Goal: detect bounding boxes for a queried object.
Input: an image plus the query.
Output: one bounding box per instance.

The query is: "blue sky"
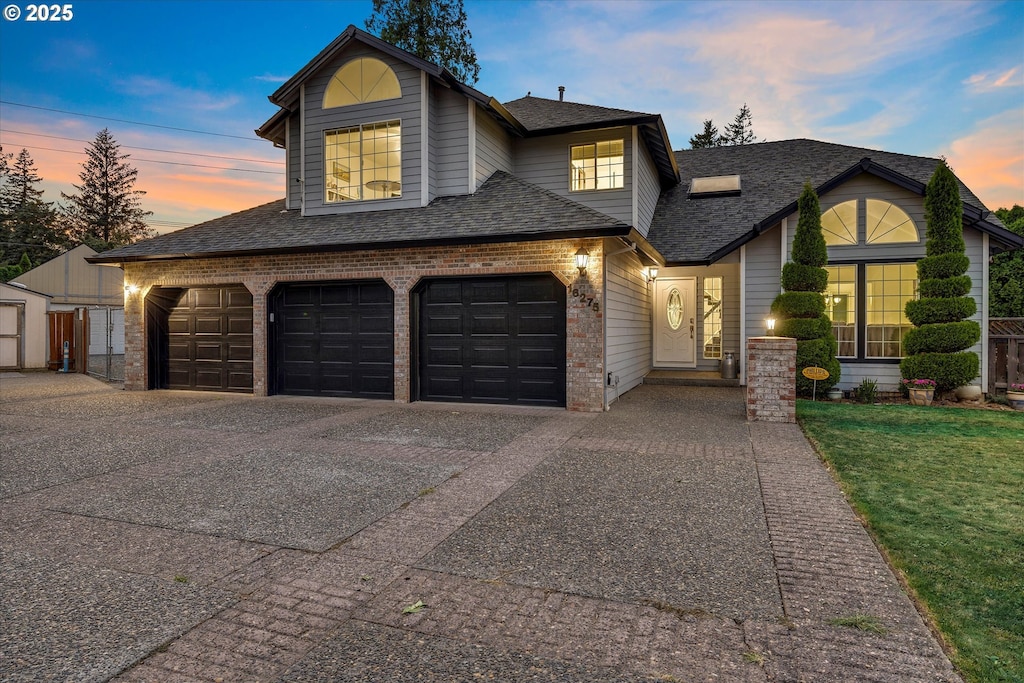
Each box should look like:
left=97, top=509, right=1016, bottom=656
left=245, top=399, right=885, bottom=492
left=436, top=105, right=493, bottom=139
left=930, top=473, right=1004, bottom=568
left=1, top=0, right=1022, bottom=234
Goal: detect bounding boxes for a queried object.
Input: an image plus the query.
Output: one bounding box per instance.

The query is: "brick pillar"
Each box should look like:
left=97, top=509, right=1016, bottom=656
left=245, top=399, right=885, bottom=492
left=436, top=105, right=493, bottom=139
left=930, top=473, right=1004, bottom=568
left=746, top=336, right=796, bottom=423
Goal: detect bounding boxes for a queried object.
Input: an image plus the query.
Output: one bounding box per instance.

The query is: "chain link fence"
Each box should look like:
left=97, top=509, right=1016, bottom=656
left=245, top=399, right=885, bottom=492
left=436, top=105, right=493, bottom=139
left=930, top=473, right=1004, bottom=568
left=85, top=306, right=125, bottom=382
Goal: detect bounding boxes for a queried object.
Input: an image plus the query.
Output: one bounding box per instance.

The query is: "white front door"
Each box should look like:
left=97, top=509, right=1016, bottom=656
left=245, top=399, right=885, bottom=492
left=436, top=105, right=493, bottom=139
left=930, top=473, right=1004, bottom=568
left=654, top=277, right=696, bottom=367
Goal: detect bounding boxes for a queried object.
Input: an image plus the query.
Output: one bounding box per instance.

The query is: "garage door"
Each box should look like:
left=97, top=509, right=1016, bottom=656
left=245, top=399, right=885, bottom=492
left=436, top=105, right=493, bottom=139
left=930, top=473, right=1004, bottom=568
left=270, top=281, right=394, bottom=398
left=146, top=286, right=253, bottom=392
left=417, top=274, right=566, bottom=406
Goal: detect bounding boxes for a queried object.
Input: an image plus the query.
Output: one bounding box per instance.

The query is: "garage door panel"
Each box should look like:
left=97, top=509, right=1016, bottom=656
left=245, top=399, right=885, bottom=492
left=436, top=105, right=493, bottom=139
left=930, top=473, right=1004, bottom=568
left=194, top=317, right=223, bottom=335
left=228, top=317, right=253, bottom=335
left=228, top=344, right=253, bottom=362
left=419, top=275, right=565, bottom=406
left=168, top=317, right=190, bottom=334
left=193, top=289, right=223, bottom=308
left=271, top=281, right=394, bottom=399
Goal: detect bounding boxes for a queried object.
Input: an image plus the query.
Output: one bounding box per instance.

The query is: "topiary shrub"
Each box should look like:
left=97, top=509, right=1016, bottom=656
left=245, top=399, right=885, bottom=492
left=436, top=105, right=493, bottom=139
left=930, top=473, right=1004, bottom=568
left=771, top=182, right=840, bottom=396
left=900, top=159, right=980, bottom=394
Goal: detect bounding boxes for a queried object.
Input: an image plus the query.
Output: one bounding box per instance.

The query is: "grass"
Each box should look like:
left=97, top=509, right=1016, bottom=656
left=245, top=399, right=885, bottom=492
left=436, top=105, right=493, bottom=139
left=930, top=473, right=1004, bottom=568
left=829, top=614, right=888, bottom=635
left=797, top=400, right=1024, bottom=683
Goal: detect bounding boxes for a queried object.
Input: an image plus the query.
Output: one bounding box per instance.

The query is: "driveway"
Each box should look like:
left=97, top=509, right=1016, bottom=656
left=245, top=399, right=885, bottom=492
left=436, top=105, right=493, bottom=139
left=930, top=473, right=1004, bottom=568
left=0, top=373, right=960, bottom=682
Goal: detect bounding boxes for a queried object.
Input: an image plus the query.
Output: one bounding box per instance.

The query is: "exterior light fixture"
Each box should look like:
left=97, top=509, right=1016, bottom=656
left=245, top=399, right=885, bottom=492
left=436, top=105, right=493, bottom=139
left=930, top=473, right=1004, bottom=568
left=124, top=284, right=140, bottom=295
left=765, top=317, right=776, bottom=336
left=646, top=267, right=659, bottom=283
left=575, top=247, right=590, bottom=275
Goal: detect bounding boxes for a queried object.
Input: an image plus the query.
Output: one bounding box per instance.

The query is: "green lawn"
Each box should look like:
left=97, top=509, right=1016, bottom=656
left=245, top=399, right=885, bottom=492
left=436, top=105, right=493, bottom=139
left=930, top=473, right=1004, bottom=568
left=797, top=401, right=1024, bottom=683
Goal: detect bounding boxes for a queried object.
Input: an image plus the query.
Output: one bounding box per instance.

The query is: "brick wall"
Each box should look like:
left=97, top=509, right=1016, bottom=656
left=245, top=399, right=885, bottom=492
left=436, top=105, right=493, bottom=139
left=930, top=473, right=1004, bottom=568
left=121, top=238, right=606, bottom=411
left=746, top=336, right=796, bottom=423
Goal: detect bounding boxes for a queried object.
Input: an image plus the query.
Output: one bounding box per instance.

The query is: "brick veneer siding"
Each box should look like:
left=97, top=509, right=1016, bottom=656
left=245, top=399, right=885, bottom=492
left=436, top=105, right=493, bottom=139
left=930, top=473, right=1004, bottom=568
left=121, top=238, right=606, bottom=411
left=746, top=336, right=797, bottom=423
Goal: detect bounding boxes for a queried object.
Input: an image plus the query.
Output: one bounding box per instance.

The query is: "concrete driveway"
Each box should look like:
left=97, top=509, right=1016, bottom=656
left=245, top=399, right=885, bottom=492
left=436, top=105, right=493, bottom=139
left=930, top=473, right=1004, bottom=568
left=0, top=373, right=960, bottom=682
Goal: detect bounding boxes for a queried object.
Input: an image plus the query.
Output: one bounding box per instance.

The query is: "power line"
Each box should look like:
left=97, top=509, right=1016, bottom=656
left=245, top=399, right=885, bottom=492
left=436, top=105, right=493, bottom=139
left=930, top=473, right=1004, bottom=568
left=0, top=100, right=265, bottom=142
left=7, top=143, right=283, bottom=175
left=2, top=129, right=283, bottom=165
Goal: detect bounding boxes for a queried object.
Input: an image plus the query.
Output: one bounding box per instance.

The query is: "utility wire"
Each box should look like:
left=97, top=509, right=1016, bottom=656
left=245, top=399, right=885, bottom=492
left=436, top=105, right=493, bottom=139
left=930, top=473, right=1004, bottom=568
left=1, top=129, right=283, bottom=165
left=0, top=100, right=265, bottom=142
left=7, top=143, right=283, bottom=175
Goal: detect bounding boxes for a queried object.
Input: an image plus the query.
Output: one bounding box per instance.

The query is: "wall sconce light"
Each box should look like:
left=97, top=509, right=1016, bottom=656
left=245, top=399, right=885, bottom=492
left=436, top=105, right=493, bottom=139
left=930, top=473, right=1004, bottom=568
left=765, top=317, right=776, bottom=336
left=645, top=267, right=659, bottom=283
left=575, top=247, right=590, bottom=275
left=124, top=283, right=140, bottom=295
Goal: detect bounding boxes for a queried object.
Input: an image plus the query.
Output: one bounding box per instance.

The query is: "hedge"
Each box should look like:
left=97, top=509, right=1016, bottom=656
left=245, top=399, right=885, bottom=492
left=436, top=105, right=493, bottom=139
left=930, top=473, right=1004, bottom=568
left=918, top=275, right=972, bottom=299
left=795, top=337, right=841, bottom=396
left=903, top=321, right=981, bottom=355
left=778, top=314, right=832, bottom=340
left=905, top=297, right=977, bottom=326
left=781, top=262, right=829, bottom=292
left=899, top=351, right=979, bottom=394
left=917, top=253, right=970, bottom=281
left=771, top=291, right=825, bottom=318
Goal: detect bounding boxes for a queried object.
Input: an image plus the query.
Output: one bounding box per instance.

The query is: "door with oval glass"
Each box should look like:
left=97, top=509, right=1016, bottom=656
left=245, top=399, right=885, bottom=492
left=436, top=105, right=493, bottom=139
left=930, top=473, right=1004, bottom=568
left=654, top=277, right=696, bottom=366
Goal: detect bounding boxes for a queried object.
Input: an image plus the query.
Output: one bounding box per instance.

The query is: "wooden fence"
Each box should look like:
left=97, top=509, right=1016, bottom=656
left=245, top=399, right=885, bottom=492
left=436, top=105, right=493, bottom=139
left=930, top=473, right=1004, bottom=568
left=989, top=318, right=1023, bottom=395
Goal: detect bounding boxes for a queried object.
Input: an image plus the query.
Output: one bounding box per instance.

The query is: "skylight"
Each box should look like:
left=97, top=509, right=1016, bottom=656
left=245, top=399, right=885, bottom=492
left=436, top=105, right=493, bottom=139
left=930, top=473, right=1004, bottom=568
left=689, top=174, right=741, bottom=198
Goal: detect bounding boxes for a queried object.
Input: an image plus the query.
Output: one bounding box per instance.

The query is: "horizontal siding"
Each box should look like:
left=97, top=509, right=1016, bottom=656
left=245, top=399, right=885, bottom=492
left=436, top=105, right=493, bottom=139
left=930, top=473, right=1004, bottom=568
left=287, top=113, right=301, bottom=208
left=744, top=226, right=783, bottom=346
left=513, top=127, right=633, bottom=224
left=434, top=86, right=469, bottom=197
left=605, top=247, right=650, bottom=405
left=301, top=43, right=423, bottom=215
left=634, top=139, right=660, bottom=235
left=656, top=263, right=741, bottom=372
left=475, top=108, right=513, bottom=188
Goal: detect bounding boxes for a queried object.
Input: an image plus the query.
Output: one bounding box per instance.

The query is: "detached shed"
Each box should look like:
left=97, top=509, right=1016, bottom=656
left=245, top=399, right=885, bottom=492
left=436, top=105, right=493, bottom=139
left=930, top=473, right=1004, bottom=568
left=0, top=282, right=50, bottom=370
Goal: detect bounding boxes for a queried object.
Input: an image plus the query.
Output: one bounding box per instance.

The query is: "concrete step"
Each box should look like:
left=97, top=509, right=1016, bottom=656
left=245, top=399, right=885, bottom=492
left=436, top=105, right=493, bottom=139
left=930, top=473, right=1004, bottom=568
left=643, top=369, right=741, bottom=387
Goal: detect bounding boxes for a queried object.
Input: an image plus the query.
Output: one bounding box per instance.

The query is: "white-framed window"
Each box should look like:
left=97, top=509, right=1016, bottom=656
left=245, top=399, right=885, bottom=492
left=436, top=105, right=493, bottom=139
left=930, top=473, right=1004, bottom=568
left=324, top=120, right=402, bottom=203
left=822, top=200, right=857, bottom=246
left=323, top=57, right=401, bottom=109
left=570, top=140, right=624, bottom=191
left=820, top=198, right=919, bottom=246
left=702, top=276, right=723, bottom=359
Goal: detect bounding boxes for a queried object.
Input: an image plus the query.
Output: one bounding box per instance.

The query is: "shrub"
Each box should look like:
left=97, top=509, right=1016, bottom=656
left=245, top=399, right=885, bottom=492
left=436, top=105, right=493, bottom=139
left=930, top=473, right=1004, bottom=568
left=917, top=253, right=970, bottom=281
left=903, top=321, right=981, bottom=355
left=918, top=275, right=972, bottom=299
left=900, top=351, right=979, bottom=394
left=795, top=337, right=841, bottom=395
left=772, top=291, right=825, bottom=318
left=855, top=378, right=878, bottom=403
left=905, top=297, right=977, bottom=326
left=778, top=315, right=831, bottom=340
left=781, top=262, right=829, bottom=292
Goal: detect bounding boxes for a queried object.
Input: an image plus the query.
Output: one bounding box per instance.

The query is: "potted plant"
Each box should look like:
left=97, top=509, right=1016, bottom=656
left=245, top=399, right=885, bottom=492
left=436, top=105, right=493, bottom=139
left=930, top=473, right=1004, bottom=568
left=903, top=378, right=937, bottom=406
left=1008, top=383, right=1024, bottom=411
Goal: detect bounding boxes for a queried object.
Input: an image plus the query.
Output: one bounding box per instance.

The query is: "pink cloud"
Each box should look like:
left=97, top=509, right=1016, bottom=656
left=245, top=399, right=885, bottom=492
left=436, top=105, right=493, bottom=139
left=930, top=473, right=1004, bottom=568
left=946, top=110, right=1024, bottom=211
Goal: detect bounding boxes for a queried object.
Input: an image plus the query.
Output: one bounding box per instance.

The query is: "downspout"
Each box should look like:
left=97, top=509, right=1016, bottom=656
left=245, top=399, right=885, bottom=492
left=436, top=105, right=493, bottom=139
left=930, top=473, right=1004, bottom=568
left=740, top=244, right=747, bottom=386
left=982, top=233, right=989, bottom=393
left=299, top=84, right=306, bottom=216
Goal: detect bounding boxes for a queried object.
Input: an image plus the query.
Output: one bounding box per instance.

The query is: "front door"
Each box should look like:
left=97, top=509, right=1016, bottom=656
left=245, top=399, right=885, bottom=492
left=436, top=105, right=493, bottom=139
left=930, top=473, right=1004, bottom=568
left=654, top=277, right=696, bottom=367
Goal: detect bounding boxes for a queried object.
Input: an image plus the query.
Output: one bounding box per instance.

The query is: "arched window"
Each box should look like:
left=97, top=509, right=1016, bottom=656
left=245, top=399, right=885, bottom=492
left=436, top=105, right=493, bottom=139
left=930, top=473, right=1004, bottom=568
left=323, top=57, right=401, bottom=109
left=821, top=200, right=857, bottom=246
left=866, top=199, right=919, bottom=244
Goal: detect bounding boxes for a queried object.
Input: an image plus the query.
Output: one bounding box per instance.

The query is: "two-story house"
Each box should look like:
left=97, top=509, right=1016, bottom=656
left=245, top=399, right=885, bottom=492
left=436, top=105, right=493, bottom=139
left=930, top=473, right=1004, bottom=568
left=92, top=26, right=1022, bottom=411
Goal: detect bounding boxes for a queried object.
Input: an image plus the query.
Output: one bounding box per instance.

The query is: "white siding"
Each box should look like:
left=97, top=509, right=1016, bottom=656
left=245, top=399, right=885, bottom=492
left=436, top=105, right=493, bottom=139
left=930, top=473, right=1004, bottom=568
left=655, top=262, right=742, bottom=372
left=300, top=44, right=423, bottom=215
left=634, top=138, right=660, bottom=235
left=513, top=127, right=633, bottom=224
left=434, top=86, right=469, bottom=197
left=604, top=245, right=650, bottom=405
left=475, top=107, right=513, bottom=188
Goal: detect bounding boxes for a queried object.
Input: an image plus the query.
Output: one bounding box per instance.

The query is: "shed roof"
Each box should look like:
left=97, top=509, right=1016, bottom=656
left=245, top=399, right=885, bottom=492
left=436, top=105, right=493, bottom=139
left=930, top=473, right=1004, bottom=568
left=647, top=139, right=1021, bottom=265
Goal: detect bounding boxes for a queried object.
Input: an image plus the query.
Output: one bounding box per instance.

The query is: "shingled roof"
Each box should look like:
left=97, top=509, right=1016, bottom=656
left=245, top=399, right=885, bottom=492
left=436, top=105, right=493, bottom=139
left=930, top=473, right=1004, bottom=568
left=647, top=138, right=1019, bottom=266
left=90, top=172, right=630, bottom=264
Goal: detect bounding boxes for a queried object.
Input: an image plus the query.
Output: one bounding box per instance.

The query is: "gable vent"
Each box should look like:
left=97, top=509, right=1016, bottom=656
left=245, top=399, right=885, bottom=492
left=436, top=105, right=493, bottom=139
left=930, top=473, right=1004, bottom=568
left=689, top=174, right=741, bottom=198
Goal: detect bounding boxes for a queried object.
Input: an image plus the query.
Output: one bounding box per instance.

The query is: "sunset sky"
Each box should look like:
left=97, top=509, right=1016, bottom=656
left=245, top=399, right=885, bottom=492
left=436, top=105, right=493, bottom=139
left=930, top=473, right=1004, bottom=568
left=1, top=0, right=1022, bottom=235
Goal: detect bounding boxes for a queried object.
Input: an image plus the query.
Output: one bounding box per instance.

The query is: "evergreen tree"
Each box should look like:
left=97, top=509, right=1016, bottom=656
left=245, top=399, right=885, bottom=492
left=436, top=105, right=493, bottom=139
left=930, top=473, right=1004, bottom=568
left=366, top=0, right=480, bottom=84
left=0, top=148, right=62, bottom=266
left=689, top=119, right=721, bottom=149
left=61, top=129, right=153, bottom=250
left=770, top=182, right=840, bottom=396
left=990, top=205, right=1024, bottom=317
left=900, top=159, right=980, bottom=394
left=721, top=103, right=760, bottom=145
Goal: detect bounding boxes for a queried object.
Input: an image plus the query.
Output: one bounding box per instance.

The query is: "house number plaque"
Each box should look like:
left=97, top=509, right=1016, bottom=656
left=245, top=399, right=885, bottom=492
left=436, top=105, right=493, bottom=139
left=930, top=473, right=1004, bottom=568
left=568, top=286, right=600, bottom=313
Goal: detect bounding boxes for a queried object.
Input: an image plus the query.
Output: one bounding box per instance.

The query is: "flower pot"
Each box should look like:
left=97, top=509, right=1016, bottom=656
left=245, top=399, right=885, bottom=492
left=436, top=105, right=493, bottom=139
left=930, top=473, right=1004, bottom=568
left=908, top=388, right=934, bottom=406
left=1008, top=391, right=1024, bottom=411
left=827, top=388, right=843, bottom=401
left=954, top=385, right=983, bottom=403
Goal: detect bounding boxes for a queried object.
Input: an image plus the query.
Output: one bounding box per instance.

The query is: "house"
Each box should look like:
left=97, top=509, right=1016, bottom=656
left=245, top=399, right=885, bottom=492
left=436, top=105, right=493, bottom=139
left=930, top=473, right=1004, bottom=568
left=0, top=281, right=49, bottom=370
left=12, top=244, right=126, bottom=355
left=89, top=26, right=1023, bottom=411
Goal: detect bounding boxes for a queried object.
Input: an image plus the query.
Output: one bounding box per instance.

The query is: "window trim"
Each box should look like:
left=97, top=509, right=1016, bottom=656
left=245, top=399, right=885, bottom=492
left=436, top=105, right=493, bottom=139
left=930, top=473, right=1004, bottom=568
left=568, top=139, right=625, bottom=193
left=323, top=119, right=402, bottom=204
left=323, top=57, right=402, bottom=109
left=827, top=259, right=919, bottom=363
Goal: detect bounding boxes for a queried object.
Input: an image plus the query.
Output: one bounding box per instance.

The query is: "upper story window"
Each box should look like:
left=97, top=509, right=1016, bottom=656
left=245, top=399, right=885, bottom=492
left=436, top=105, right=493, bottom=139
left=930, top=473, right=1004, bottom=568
left=325, top=120, right=401, bottom=203
left=323, top=57, right=401, bottom=109
left=570, top=140, right=624, bottom=191
left=821, top=200, right=857, bottom=246
left=866, top=199, right=918, bottom=244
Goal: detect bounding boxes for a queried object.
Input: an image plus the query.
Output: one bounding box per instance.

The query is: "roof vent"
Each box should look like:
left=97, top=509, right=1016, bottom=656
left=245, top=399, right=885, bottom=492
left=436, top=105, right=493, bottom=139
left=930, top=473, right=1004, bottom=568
left=558, top=85, right=565, bottom=101
left=689, top=174, right=741, bottom=198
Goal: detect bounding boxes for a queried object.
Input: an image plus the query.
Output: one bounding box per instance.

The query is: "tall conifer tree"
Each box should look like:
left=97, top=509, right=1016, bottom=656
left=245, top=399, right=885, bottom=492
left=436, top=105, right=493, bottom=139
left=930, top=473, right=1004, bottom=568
left=0, top=148, right=61, bottom=266
left=366, top=0, right=480, bottom=84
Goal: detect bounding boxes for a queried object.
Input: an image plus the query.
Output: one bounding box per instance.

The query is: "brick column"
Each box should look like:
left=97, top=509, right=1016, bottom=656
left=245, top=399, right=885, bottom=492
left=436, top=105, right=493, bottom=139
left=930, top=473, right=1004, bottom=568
left=746, top=336, right=796, bottom=423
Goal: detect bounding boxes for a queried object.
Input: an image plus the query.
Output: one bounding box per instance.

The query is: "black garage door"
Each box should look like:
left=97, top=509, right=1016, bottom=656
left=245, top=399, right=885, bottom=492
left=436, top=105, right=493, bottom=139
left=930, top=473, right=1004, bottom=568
left=417, top=274, right=566, bottom=406
left=270, top=281, right=394, bottom=398
left=146, top=286, right=254, bottom=392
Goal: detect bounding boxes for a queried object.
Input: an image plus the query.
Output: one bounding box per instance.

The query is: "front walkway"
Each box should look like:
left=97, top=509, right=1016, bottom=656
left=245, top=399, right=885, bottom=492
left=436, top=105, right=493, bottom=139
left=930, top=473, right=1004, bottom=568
left=0, top=373, right=960, bottom=681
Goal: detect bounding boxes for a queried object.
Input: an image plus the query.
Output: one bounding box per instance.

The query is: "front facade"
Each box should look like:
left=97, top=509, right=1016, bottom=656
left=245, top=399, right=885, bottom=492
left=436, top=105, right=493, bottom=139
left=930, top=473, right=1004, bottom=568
left=93, top=27, right=1023, bottom=410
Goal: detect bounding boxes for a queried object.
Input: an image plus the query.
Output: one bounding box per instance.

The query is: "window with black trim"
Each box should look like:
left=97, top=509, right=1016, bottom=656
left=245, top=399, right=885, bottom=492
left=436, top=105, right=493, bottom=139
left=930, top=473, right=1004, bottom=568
left=825, top=262, right=918, bottom=360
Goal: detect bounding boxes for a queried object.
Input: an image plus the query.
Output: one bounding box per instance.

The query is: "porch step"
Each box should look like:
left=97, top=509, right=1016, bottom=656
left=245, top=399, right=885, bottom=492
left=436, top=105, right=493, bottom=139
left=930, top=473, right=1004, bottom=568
left=643, top=369, right=740, bottom=387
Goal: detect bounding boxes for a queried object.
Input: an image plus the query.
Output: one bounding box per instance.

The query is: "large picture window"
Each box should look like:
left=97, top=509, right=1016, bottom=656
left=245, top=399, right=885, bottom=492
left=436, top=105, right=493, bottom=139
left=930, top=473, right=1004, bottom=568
left=824, top=265, right=857, bottom=357
left=702, top=276, right=723, bottom=359
left=570, top=140, right=624, bottom=191
left=325, top=120, right=401, bottom=203
left=825, top=262, right=917, bottom=360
